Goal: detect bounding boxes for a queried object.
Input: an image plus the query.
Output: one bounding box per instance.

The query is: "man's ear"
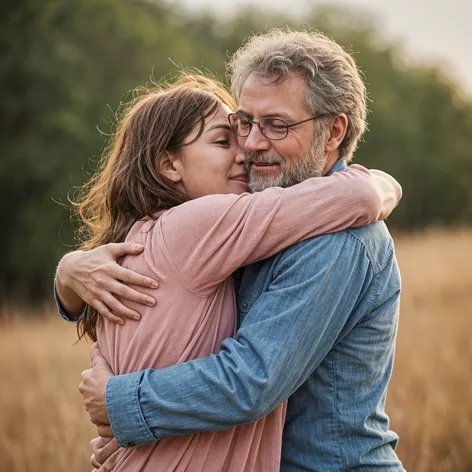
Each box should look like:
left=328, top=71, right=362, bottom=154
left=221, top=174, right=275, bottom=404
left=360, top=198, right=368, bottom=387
left=157, top=152, right=182, bottom=183
left=324, top=114, right=348, bottom=153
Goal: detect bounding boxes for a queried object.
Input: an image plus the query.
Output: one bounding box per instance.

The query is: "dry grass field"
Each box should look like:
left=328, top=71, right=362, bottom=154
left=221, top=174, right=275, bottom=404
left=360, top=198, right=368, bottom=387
left=1, top=230, right=471, bottom=472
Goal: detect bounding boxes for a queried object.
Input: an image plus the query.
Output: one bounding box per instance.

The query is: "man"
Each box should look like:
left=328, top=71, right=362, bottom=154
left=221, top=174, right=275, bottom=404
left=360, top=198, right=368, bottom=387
left=57, top=29, right=404, bottom=470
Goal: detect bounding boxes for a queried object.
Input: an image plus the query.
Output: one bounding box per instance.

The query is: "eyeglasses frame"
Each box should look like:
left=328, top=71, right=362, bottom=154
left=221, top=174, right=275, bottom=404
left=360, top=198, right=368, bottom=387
left=228, top=112, right=331, bottom=140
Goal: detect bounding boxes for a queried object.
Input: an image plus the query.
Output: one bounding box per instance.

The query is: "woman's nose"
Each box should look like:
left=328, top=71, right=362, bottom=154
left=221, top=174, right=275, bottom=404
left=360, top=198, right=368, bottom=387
left=235, top=148, right=245, bottom=164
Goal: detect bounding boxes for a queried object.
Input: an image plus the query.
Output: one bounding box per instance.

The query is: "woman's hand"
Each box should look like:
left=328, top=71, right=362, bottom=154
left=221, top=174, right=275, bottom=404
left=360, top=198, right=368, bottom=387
left=55, top=243, right=159, bottom=324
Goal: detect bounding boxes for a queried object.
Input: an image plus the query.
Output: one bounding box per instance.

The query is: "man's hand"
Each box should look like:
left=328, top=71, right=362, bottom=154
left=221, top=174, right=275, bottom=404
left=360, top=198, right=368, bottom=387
left=56, top=242, right=159, bottom=324
left=80, top=344, right=113, bottom=427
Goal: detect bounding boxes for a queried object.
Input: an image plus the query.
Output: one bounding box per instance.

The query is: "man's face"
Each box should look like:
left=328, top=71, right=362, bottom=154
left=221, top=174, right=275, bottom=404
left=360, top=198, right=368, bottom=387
left=237, top=73, right=327, bottom=192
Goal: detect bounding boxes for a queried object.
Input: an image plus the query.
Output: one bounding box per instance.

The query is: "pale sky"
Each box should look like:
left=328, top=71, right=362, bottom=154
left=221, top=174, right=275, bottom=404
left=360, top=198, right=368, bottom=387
left=173, top=0, right=472, bottom=96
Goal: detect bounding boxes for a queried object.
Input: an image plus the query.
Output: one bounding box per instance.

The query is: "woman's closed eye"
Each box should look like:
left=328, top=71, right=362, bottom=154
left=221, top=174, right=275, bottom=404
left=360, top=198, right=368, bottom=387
left=215, top=138, right=230, bottom=146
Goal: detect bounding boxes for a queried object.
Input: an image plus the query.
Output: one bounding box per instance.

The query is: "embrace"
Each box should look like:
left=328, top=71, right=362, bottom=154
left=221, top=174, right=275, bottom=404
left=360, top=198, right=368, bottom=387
left=55, top=29, right=405, bottom=471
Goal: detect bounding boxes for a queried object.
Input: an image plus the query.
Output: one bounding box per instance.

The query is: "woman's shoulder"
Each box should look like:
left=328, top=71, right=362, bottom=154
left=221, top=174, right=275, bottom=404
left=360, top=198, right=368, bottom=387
left=124, top=211, right=167, bottom=243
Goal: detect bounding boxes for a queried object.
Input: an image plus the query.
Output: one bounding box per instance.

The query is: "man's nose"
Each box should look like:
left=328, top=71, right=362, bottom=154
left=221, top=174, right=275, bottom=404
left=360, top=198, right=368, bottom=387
left=243, top=124, right=271, bottom=153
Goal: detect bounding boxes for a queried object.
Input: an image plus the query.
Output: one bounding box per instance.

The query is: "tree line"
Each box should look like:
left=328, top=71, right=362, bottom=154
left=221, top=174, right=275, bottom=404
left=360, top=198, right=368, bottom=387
left=1, top=0, right=471, bottom=302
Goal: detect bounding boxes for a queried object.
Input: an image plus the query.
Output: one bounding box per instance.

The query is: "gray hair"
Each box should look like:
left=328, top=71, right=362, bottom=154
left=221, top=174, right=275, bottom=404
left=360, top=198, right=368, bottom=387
left=228, top=29, right=367, bottom=161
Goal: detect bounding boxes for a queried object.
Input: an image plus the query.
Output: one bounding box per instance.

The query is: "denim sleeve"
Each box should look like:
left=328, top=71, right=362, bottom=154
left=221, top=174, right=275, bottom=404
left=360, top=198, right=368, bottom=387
left=53, top=280, right=85, bottom=323
left=106, top=371, right=156, bottom=447
left=106, top=232, right=372, bottom=445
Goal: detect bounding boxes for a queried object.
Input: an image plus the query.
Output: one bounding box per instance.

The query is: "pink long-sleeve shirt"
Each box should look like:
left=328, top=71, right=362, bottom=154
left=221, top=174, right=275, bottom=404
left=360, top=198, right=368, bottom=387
left=96, top=165, right=400, bottom=472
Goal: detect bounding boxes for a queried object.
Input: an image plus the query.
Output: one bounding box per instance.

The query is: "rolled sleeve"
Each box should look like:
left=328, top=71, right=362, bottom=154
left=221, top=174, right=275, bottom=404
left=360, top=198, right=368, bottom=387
left=53, top=280, right=85, bottom=323
left=106, top=371, right=156, bottom=447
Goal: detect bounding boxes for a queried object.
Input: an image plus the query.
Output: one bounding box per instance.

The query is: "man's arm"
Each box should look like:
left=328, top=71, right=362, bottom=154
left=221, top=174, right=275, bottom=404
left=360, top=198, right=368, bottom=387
left=104, top=232, right=376, bottom=447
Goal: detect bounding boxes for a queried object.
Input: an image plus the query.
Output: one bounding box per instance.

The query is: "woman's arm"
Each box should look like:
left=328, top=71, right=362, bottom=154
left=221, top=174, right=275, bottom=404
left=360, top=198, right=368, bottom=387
left=55, top=253, right=88, bottom=320
left=55, top=165, right=401, bottom=319
left=158, top=165, right=401, bottom=294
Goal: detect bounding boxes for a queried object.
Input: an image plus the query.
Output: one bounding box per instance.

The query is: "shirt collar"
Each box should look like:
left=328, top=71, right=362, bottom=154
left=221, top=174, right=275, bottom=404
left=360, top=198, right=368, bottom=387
left=327, top=159, right=347, bottom=176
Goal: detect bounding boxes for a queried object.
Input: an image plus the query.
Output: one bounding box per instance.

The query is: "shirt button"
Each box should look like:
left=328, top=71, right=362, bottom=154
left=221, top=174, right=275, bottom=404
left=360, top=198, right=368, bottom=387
left=241, top=302, right=248, bottom=310
left=128, top=442, right=136, bottom=447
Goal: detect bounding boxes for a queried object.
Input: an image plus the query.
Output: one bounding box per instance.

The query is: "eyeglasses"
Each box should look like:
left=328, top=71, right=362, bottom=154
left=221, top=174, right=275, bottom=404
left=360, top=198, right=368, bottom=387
left=228, top=112, right=330, bottom=141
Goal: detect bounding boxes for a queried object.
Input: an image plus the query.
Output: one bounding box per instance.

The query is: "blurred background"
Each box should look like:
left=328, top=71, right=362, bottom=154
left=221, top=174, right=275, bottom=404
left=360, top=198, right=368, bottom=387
left=1, top=0, right=471, bottom=471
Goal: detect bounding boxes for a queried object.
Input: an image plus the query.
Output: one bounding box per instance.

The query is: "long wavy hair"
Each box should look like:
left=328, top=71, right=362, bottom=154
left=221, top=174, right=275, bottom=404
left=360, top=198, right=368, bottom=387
left=75, top=72, right=236, bottom=341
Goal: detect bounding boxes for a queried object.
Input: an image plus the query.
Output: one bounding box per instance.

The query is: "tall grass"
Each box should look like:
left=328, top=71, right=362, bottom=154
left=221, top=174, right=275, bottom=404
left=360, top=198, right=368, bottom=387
left=1, top=230, right=471, bottom=471
left=388, top=230, right=472, bottom=472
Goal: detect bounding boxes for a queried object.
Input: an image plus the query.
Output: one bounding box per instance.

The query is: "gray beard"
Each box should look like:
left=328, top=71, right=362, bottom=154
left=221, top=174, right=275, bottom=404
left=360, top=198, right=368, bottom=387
left=244, top=139, right=326, bottom=193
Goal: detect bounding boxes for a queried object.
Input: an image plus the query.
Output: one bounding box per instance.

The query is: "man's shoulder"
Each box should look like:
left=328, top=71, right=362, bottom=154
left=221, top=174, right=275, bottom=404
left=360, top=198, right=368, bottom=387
left=345, top=222, right=395, bottom=271
left=278, top=222, right=395, bottom=274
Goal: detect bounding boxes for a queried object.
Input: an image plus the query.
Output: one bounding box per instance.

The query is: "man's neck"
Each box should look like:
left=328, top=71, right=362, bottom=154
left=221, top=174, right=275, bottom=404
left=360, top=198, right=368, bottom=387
left=325, top=159, right=347, bottom=176
left=321, top=152, right=341, bottom=176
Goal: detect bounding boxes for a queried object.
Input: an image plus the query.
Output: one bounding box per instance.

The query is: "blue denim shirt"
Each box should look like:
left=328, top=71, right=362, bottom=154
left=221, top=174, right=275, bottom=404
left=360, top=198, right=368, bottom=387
left=57, top=161, right=403, bottom=471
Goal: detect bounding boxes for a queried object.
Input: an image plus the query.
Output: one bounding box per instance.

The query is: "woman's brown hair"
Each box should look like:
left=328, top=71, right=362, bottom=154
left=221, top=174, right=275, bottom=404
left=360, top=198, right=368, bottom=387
left=75, top=72, right=236, bottom=341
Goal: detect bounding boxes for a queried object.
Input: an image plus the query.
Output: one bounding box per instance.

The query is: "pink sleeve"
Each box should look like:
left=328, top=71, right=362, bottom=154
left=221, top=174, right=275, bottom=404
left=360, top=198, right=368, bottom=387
left=157, top=164, right=401, bottom=295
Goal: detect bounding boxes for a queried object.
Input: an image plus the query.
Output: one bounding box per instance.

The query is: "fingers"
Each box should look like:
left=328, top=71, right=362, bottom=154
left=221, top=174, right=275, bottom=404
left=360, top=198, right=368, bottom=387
left=106, top=242, right=144, bottom=258
left=90, top=345, right=112, bottom=375
left=108, top=280, right=156, bottom=309
left=90, top=343, right=109, bottom=368
left=79, top=370, right=94, bottom=409
left=94, top=438, right=120, bottom=466
left=94, top=263, right=158, bottom=293
left=90, top=436, right=119, bottom=471
left=91, top=453, right=101, bottom=469
left=80, top=368, right=90, bottom=383
left=96, top=447, right=121, bottom=472
left=100, top=292, right=143, bottom=321
left=90, top=342, right=100, bottom=362
left=113, top=265, right=159, bottom=290
left=90, top=436, right=109, bottom=455
left=97, top=424, right=114, bottom=438
left=80, top=243, right=159, bottom=324
left=93, top=300, right=125, bottom=325
left=90, top=266, right=158, bottom=322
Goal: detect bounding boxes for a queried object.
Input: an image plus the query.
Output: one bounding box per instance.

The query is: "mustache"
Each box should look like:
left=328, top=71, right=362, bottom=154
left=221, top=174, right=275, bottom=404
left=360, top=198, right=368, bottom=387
left=244, top=152, right=285, bottom=168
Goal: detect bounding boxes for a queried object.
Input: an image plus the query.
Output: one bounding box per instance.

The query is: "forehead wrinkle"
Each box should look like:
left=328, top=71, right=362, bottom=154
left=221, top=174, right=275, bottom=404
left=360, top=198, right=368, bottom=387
left=238, top=78, right=308, bottom=121
left=237, top=108, right=294, bottom=121
left=261, top=111, right=293, bottom=121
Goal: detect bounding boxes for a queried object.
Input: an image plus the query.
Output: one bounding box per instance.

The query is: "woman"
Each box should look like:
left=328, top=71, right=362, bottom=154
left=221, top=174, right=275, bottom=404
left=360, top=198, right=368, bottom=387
left=60, top=73, right=400, bottom=471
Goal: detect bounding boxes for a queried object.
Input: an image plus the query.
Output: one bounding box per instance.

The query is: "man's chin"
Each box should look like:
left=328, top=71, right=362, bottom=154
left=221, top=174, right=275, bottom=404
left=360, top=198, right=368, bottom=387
left=248, top=176, right=281, bottom=193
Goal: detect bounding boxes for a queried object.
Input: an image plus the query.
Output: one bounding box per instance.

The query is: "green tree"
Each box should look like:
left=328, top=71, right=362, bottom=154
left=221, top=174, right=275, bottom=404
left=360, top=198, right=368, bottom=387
left=1, top=0, right=471, bottom=303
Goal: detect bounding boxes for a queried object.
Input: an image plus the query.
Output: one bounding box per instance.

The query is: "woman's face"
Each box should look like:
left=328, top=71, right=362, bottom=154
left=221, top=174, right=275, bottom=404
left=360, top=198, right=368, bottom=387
left=175, top=103, right=248, bottom=198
